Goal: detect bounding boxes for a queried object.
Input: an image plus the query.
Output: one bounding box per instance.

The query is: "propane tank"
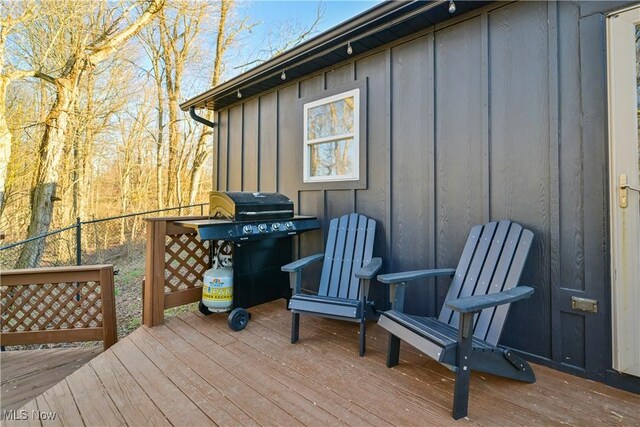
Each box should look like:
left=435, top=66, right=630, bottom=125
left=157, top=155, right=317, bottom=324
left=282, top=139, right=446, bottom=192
left=202, top=253, right=233, bottom=313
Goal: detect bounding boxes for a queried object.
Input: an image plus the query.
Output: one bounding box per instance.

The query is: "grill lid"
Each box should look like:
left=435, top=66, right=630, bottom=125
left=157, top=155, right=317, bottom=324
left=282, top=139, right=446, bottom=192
left=210, top=191, right=294, bottom=221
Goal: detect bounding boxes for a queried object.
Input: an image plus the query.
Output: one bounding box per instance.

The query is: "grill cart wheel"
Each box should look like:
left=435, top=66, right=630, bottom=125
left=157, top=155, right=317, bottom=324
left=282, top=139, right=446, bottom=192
left=228, top=307, right=250, bottom=331
left=198, top=301, right=213, bottom=316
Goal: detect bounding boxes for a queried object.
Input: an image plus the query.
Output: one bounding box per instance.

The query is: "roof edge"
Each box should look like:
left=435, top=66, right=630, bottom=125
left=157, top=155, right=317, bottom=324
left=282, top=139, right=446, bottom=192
left=180, top=0, right=436, bottom=111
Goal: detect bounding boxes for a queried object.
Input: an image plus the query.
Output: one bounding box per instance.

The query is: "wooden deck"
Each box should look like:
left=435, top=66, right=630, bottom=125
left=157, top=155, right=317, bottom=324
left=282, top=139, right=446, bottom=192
left=3, top=300, right=639, bottom=426
left=1, top=347, right=102, bottom=413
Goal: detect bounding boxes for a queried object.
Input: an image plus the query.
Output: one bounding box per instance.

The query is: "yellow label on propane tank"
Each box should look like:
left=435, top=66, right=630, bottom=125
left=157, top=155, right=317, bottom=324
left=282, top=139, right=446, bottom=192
left=203, top=284, right=232, bottom=301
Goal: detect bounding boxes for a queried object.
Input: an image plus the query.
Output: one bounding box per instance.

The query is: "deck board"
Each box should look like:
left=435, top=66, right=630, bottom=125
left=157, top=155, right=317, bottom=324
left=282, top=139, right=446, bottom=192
left=38, top=380, right=84, bottom=426
left=134, top=326, right=261, bottom=426
left=251, top=303, right=633, bottom=425
left=248, top=304, right=543, bottom=426
left=110, top=335, right=213, bottom=426
left=180, top=312, right=389, bottom=426
left=64, top=365, right=125, bottom=426
left=4, top=300, right=640, bottom=426
left=89, top=351, right=171, bottom=427
left=1, top=347, right=101, bottom=413
left=252, top=308, right=554, bottom=422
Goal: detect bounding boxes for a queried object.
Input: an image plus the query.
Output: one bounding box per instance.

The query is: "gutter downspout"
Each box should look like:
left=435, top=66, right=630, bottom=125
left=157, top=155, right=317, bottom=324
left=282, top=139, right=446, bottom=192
left=189, top=106, right=217, bottom=205
left=189, top=106, right=216, bottom=128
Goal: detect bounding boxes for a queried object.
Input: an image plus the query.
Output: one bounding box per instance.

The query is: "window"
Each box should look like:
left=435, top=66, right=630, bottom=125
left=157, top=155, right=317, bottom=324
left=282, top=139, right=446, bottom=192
left=303, top=89, right=360, bottom=182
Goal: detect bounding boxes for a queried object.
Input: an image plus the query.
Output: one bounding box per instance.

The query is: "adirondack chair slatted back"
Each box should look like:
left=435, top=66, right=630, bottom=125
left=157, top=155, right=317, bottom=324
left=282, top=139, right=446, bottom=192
left=438, top=220, right=534, bottom=346
left=318, top=214, right=376, bottom=299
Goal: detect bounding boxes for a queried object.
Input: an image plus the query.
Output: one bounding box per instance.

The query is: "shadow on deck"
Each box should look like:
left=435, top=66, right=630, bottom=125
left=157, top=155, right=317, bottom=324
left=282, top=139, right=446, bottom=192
left=4, top=299, right=639, bottom=426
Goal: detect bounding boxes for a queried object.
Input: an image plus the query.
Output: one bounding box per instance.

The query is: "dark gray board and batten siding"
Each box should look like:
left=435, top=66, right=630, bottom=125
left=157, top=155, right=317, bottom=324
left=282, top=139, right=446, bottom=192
left=211, top=1, right=631, bottom=380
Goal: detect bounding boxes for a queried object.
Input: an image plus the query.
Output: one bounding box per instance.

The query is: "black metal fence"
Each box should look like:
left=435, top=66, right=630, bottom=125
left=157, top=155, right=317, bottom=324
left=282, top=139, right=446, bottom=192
left=0, top=203, right=207, bottom=270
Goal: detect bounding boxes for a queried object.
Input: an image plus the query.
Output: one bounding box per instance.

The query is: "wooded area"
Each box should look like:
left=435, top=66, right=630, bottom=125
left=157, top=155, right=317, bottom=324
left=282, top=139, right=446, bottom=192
left=0, top=0, right=322, bottom=268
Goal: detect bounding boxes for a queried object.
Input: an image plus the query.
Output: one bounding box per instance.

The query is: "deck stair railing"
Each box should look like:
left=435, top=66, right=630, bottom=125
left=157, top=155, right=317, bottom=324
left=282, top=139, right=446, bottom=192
left=0, top=265, right=117, bottom=350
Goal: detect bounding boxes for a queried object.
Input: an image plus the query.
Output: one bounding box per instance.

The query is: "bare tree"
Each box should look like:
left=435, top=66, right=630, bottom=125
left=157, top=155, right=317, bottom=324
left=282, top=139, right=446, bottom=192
left=14, top=0, right=164, bottom=268
left=186, top=1, right=323, bottom=202
left=188, top=0, right=235, bottom=205
left=0, top=2, right=35, bottom=219
left=233, top=2, right=325, bottom=71
left=187, top=0, right=264, bottom=203
left=157, top=0, right=206, bottom=207
left=138, top=23, right=167, bottom=209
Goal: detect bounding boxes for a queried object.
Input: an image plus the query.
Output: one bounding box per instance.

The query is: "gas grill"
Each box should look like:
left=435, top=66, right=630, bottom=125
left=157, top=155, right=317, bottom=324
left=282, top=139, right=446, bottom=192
left=177, top=191, right=320, bottom=330
left=180, top=192, right=319, bottom=242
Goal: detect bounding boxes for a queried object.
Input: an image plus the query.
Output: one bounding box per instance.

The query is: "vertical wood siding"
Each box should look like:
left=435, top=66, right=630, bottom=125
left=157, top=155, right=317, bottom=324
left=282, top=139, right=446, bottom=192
left=210, top=1, right=612, bottom=375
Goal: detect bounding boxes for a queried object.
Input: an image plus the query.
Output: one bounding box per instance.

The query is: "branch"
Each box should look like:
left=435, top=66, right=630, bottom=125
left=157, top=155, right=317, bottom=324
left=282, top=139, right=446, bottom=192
left=4, top=69, right=36, bottom=82
left=88, top=0, right=165, bottom=66
left=233, top=2, right=325, bottom=70
left=0, top=5, right=35, bottom=37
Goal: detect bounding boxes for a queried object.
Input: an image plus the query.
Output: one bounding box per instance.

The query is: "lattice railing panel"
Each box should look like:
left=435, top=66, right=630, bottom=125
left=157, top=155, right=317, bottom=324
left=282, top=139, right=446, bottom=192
left=1, top=281, right=103, bottom=333
left=164, top=233, right=210, bottom=293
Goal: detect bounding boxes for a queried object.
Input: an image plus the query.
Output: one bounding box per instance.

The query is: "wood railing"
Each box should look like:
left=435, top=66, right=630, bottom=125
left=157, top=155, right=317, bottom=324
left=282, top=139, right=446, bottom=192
left=143, top=217, right=210, bottom=327
left=0, top=265, right=117, bottom=350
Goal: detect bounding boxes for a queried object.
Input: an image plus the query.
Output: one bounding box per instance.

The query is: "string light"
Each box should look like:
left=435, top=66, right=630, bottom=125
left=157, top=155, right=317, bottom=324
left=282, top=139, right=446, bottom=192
left=281, top=69, right=287, bottom=80
left=237, top=89, right=242, bottom=98
left=346, top=41, right=353, bottom=55
left=448, top=0, right=456, bottom=14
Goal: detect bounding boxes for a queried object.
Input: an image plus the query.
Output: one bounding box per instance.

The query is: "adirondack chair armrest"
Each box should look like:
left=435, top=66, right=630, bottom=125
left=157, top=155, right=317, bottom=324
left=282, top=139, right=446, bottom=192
left=445, top=286, right=534, bottom=314
left=354, top=258, right=382, bottom=280
left=281, top=254, right=325, bottom=273
left=377, top=268, right=456, bottom=284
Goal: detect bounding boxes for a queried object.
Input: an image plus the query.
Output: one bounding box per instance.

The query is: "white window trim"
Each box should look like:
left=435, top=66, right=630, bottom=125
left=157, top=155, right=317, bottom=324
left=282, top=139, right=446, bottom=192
left=303, top=88, right=360, bottom=183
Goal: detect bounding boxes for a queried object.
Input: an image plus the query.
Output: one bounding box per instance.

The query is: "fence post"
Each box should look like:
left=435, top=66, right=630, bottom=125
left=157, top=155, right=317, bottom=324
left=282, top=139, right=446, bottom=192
left=200, top=204, right=204, bottom=216
left=76, top=217, right=82, bottom=265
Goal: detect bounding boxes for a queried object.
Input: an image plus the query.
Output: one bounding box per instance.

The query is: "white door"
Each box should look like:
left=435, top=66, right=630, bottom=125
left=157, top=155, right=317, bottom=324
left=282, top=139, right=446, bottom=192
left=607, top=5, right=640, bottom=378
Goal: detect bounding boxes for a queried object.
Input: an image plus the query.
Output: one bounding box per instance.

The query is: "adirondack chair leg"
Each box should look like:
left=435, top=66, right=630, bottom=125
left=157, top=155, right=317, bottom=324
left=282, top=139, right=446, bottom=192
left=387, top=333, right=401, bottom=367
left=359, top=321, right=366, bottom=357
left=291, top=312, right=300, bottom=344
left=452, top=312, right=474, bottom=420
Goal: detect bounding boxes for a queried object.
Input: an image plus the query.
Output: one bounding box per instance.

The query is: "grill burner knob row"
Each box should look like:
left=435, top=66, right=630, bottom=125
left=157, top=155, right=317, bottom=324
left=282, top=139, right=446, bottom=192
left=258, top=224, right=268, bottom=233
left=243, top=225, right=253, bottom=234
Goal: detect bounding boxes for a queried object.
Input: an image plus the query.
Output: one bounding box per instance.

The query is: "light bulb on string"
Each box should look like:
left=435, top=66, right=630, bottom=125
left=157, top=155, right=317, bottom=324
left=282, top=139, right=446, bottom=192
left=237, top=89, right=242, bottom=98
left=448, top=0, right=456, bottom=14
left=281, top=69, right=287, bottom=80
left=346, top=41, right=353, bottom=55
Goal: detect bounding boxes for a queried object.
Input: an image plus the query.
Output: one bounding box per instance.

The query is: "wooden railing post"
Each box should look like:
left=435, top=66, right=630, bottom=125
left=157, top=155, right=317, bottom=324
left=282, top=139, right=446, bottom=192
left=100, top=265, right=117, bottom=349
left=143, top=219, right=167, bottom=327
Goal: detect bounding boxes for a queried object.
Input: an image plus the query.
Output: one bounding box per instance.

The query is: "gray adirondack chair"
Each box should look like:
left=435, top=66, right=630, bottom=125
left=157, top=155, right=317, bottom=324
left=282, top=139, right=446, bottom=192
left=282, top=213, right=381, bottom=356
left=377, top=220, right=535, bottom=420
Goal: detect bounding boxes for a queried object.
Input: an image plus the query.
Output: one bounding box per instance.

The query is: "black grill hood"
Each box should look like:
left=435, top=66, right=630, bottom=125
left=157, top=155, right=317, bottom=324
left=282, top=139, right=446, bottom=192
left=210, top=191, right=294, bottom=222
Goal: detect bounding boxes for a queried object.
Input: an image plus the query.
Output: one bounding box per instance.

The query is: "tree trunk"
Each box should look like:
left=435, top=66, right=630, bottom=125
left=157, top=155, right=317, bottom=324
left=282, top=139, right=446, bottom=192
left=188, top=0, right=231, bottom=203
left=0, top=77, right=10, bottom=218
left=16, top=80, right=73, bottom=268
left=156, top=102, right=164, bottom=209
left=188, top=152, right=209, bottom=205
left=165, top=90, right=180, bottom=206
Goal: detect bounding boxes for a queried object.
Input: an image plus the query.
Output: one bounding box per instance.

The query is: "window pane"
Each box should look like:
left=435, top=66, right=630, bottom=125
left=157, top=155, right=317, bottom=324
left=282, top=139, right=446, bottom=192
left=307, top=96, right=355, bottom=140
left=309, top=138, right=356, bottom=178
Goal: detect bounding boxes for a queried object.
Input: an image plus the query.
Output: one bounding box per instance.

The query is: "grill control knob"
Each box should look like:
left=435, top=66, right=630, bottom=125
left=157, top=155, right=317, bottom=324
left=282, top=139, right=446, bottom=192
left=272, top=223, right=280, bottom=231
left=285, top=221, right=294, bottom=230
left=243, top=225, right=253, bottom=234
left=258, top=223, right=268, bottom=233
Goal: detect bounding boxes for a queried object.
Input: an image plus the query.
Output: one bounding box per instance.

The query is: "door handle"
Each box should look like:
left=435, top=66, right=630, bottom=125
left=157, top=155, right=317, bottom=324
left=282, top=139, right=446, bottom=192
left=619, top=174, right=640, bottom=208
